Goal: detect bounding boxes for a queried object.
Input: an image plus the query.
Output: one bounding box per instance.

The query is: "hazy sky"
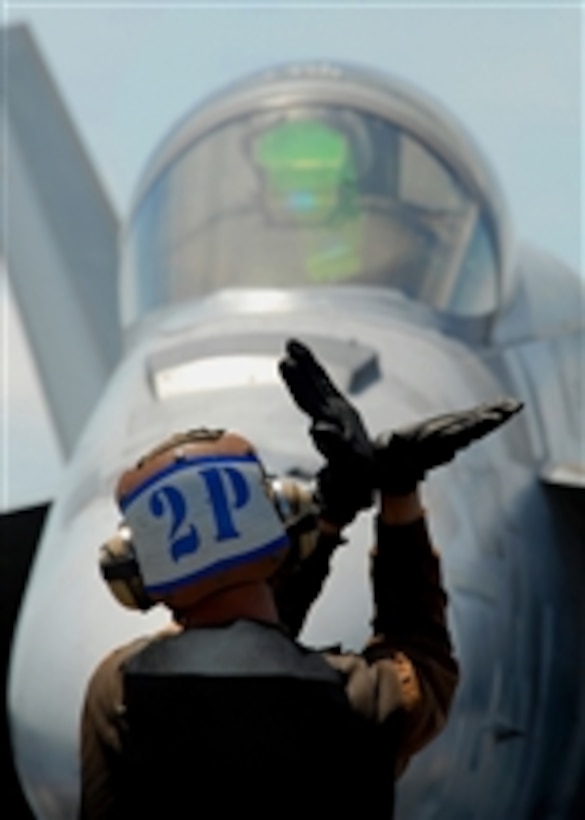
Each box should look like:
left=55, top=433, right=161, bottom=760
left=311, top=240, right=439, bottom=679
left=4, top=1, right=582, bottom=269
left=1, top=1, right=583, bottom=509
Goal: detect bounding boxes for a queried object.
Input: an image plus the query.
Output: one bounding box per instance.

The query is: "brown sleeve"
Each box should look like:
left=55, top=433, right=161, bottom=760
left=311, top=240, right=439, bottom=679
left=78, top=639, right=148, bottom=819
left=272, top=531, right=343, bottom=637
left=327, top=516, right=459, bottom=777
left=366, top=515, right=459, bottom=773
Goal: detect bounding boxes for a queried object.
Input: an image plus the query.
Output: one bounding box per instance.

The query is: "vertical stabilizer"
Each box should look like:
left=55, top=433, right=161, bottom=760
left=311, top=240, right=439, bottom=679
left=0, top=24, right=120, bottom=456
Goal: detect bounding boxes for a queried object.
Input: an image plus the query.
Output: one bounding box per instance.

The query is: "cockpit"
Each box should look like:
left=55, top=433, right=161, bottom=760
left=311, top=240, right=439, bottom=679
left=121, top=67, right=508, bottom=329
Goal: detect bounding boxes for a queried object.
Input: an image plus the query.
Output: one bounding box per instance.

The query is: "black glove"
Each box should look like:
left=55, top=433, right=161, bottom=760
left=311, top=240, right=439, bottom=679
left=375, top=398, right=524, bottom=495
left=279, top=339, right=376, bottom=527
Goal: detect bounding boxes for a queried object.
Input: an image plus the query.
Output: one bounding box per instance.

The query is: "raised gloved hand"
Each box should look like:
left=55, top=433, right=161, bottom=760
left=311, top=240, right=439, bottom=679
left=279, top=339, right=376, bottom=527
left=375, top=398, right=524, bottom=495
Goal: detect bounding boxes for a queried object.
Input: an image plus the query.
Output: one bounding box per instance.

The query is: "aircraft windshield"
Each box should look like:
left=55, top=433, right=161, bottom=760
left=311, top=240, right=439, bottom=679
left=121, top=107, right=498, bottom=325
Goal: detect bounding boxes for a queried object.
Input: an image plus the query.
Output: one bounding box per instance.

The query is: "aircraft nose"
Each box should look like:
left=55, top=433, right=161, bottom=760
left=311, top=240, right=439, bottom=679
left=142, top=331, right=383, bottom=478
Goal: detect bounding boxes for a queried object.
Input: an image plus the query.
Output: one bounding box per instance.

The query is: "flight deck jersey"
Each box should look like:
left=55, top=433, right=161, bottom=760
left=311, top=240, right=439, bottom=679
left=80, top=517, right=458, bottom=818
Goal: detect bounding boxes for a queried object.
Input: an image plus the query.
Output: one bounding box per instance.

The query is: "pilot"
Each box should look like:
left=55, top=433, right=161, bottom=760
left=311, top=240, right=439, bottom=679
left=79, top=339, right=521, bottom=819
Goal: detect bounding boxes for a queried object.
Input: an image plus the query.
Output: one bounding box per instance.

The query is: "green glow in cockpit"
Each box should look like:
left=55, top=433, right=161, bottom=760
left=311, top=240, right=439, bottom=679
left=255, top=120, right=354, bottom=218
left=254, top=119, right=362, bottom=281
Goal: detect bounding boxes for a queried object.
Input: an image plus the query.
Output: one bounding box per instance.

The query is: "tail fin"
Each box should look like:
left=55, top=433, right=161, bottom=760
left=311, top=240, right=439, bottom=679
left=1, top=24, right=121, bottom=456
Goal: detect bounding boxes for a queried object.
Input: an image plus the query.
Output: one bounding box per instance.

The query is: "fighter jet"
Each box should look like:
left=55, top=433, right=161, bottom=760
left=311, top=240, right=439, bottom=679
left=5, top=43, right=584, bottom=819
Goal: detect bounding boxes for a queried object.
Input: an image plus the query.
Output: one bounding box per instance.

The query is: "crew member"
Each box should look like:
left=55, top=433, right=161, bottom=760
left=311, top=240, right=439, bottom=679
left=79, top=340, right=521, bottom=818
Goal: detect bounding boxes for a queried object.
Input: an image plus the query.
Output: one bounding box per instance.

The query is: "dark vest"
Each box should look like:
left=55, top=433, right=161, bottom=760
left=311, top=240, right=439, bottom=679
left=120, top=620, right=398, bottom=816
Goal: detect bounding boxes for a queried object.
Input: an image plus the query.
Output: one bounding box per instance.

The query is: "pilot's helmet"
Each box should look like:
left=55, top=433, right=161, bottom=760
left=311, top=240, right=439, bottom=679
left=100, top=428, right=316, bottom=612
left=251, top=114, right=371, bottom=229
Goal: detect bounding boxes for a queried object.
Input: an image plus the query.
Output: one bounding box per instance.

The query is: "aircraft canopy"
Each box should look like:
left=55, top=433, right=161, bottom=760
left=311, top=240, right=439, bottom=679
left=121, top=106, right=499, bottom=325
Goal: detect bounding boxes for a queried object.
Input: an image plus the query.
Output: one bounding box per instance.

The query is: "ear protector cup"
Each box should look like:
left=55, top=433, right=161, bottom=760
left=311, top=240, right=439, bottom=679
left=268, top=476, right=321, bottom=576
left=269, top=476, right=318, bottom=548
left=99, top=526, right=154, bottom=611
